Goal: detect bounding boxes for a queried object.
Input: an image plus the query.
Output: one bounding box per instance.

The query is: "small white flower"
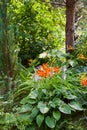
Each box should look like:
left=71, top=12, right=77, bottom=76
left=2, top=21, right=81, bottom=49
left=39, top=52, right=50, bottom=58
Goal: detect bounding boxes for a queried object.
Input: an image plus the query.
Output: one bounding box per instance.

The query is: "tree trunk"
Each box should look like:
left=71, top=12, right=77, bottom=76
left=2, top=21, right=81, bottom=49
left=65, top=0, right=76, bottom=53
left=0, top=0, right=14, bottom=94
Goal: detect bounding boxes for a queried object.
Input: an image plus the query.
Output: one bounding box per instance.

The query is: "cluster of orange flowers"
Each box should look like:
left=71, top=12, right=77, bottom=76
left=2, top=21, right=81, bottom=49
left=36, top=63, right=60, bottom=78
left=80, top=76, right=87, bottom=86
left=79, top=54, right=87, bottom=60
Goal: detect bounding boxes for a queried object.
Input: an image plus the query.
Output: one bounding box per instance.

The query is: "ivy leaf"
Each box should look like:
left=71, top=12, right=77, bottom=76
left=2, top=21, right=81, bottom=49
left=36, top=114, right=44, bottom=127
left=45, top=116, right=56, bottom=128
left=69, top=101, right=83, bottom=111
left=53, top=111, right=61, bottom=121
left=59, top=103, right=71, bottom=114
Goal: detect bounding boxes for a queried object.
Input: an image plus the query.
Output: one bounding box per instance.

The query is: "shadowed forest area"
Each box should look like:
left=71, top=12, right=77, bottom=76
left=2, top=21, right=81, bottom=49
left=0, top=0, right=87, bottom=130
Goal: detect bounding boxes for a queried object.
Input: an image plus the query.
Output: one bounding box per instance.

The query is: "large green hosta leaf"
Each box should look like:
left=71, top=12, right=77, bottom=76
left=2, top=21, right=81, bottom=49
left=45, top=116, right=56, bottom=128
left=53, top=111, right=61, bottom=121
left=37, top=101, right=49, bottom=114
left=59, top=103, right=71, bottom=114
left=64, top=93, right=77, bottom=100
left=69, top=101, right=83, bottom=111
left=36, top=114, right=44, bottom=127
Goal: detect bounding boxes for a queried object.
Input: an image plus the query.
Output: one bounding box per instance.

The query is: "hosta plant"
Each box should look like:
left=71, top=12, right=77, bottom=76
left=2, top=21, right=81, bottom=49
left=0, top=65, right=87, bottom=130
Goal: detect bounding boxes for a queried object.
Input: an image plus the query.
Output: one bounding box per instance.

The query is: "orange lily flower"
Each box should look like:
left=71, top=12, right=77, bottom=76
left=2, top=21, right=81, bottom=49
left=42, top=63, right=48, bottom=69
left=80, top=77, right=87, bottom=86
left=36, top=63, right=60, bottom=78
left=79, top=54, right=87, bottom=60
left=53, top=67, right=60, bottom=73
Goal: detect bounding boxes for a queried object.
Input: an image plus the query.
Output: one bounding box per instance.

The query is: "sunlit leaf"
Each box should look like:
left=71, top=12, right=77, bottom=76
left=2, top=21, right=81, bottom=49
left=59, top=103, right=71, bottom=114
left=37, top=101, right=49, bottom=114
left=69, top=101, right=83, bottom=111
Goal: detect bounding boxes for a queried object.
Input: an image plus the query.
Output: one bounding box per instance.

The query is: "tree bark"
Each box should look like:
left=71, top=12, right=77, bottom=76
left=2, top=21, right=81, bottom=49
left=65, top=0, right=76, bottom=53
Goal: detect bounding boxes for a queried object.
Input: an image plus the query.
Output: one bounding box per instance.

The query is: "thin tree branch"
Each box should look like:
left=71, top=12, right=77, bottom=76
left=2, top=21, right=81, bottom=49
left=41, top=1, right=66, bottom=7
left=50, top=1, right=66, bottom=6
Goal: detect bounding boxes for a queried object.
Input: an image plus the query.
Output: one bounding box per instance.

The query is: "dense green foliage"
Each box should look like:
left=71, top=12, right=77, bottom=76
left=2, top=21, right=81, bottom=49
left=0, top=0, right=87, bottom=130
left=1, top=52, right=87, bottom=130
left=8, top=0, right=65, bottom=66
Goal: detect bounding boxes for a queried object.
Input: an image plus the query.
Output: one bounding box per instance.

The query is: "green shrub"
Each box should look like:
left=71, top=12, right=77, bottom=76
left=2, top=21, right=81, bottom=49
left=74, top=28, right=87, bottom=66
left=8, top=0, right=65, bottom=67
